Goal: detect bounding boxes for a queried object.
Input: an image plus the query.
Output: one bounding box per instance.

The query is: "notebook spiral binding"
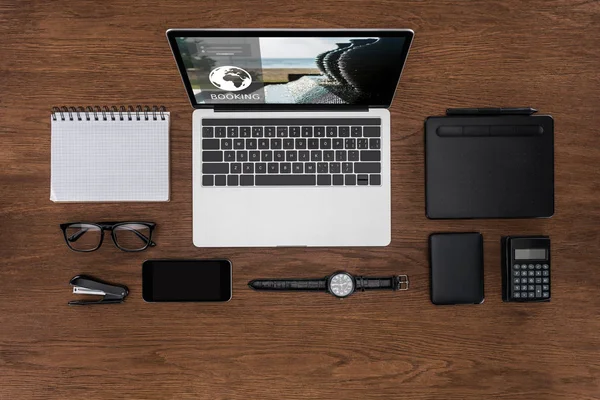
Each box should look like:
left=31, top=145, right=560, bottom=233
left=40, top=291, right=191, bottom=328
left=52, top=105, right=167, bottom=121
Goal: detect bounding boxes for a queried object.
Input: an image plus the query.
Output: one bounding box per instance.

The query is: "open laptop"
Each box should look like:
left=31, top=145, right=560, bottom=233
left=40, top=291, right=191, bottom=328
left=167, top=29, right=414, bottom=247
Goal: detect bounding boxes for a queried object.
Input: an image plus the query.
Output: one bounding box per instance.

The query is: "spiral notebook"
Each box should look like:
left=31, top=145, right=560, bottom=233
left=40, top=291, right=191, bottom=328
left=50, top=106, right=170, bottom=202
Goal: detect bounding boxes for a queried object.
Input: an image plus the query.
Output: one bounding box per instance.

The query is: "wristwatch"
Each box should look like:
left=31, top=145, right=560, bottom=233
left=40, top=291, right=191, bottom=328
left=248, top=271, right=409, bottom=298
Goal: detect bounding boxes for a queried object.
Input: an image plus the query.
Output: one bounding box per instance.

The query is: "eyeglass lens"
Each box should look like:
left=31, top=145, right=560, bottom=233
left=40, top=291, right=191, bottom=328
left=113, top=223, right=152, bottom=251
left=65, top=224, right=102, bottom=251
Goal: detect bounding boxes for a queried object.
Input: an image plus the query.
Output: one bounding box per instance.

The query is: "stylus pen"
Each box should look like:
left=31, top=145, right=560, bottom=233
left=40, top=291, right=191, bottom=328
left=446, top=107, right=537, bottom=116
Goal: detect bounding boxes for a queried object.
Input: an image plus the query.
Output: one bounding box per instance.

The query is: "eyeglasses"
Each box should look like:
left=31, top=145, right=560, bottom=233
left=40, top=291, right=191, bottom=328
left=60, top=222, right=156, bottom=252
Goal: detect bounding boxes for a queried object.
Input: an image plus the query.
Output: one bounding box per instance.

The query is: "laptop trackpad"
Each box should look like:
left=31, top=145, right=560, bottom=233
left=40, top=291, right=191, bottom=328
left=193, top=186, right=390, bottom=247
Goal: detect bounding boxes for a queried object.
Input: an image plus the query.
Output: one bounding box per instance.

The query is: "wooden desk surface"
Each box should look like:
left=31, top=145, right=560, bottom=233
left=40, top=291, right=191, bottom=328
left=1, top=1, right=599, bottom=399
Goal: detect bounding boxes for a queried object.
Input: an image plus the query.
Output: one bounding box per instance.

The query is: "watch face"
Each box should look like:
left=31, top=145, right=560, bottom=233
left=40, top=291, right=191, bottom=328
left=328, top=273, right=355, bottom=298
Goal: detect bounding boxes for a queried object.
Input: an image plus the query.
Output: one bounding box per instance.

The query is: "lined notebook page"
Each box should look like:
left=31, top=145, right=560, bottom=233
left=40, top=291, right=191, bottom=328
left=50, top=114, right=170, bottom=202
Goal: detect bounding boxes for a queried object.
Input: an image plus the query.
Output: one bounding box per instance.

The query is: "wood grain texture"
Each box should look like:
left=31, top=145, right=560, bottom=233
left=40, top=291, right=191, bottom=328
left=1, top=0, right=599, bottom=399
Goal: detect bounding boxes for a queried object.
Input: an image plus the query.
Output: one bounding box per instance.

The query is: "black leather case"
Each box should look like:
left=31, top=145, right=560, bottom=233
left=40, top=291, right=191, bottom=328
left=430, top=233, right=484, bottom=305
left=425, top=115, right=554, bottom=219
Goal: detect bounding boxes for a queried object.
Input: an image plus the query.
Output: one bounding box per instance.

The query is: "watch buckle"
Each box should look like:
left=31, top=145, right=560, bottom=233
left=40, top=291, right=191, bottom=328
left=396, top=275, right=409, bottom=291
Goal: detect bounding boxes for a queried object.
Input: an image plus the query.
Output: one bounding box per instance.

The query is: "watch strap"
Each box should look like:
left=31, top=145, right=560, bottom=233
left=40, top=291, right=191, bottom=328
left=355, top=275, right=409, bottom=291
left=248, top=279, right=327, bottom=291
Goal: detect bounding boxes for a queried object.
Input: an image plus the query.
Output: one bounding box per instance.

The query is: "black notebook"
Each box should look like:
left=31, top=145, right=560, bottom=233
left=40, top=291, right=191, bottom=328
left=430, top=233, right=484, bottom=305
left=425, top=115, right=554, bottom=219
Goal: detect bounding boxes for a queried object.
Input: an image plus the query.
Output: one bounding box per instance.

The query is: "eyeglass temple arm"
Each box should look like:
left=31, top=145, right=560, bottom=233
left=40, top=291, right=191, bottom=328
left=67, top=228, right=89, bottom=242
left=68, top=227, right=156, bottom=246
left=114, top=226, right=156, bottom=246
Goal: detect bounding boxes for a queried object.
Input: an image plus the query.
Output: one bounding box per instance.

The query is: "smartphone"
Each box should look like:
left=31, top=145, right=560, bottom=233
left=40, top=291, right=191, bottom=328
left=142, top=259, right=232, bottom=302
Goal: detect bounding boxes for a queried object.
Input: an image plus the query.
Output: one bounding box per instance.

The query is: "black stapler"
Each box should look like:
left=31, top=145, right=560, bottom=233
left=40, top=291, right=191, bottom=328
left=68, top=275, right=129, bottom=305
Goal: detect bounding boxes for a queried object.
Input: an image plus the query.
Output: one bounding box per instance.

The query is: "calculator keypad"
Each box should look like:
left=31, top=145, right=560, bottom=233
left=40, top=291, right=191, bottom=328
left=511, top=263, right=550, bottom=301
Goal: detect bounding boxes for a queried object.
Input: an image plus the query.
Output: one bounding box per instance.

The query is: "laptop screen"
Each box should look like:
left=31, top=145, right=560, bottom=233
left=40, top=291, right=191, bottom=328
left=169, top=31, right=413, bottom=108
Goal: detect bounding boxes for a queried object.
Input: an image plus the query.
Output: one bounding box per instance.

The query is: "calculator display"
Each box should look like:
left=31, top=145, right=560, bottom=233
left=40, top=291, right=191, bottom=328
left=515, top=248, right=547, bottom=260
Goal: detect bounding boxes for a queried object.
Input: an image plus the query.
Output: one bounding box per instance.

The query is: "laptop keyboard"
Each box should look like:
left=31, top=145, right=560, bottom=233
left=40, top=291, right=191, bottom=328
left=200, top=118, right=382, bottom=187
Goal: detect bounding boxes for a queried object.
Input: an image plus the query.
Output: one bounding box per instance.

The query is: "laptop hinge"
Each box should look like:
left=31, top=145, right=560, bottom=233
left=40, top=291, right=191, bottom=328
left=213, top=105, right=370, bottom=113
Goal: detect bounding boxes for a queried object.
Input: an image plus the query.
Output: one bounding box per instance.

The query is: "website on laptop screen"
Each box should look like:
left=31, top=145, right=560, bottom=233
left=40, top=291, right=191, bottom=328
left=174, top=36, right=407, bottom=106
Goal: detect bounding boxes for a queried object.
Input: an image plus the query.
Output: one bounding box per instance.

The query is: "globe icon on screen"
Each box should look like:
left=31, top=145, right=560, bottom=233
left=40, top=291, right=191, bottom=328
left=209, top=66, right=252, bottom=92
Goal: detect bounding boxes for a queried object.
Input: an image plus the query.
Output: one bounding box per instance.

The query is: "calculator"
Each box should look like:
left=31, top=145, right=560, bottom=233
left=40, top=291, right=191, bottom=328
left=502, top=236, right=551, bottom=302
